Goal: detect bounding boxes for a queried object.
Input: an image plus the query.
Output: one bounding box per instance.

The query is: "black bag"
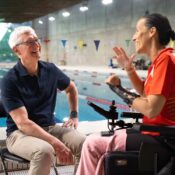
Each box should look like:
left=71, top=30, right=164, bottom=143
left=104, top=151, right=139, bottom=175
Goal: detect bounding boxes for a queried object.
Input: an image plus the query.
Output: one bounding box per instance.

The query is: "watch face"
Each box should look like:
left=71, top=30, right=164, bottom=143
left=70, top=111, right=78, bottom=118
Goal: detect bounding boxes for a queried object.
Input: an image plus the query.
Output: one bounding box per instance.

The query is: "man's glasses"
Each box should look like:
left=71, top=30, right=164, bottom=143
left=16, top=39, right=40, bottom=47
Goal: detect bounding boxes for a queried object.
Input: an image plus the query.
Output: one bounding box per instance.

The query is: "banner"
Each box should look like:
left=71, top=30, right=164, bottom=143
left=61, top=40, right=67, bottom=48
left=169, top=39, right=175, bottom=48
left=125, top=39, right=131, bottom=48
left=94, top=40, right=100, bottom=51
left=78, top=39, right=84, bottom=49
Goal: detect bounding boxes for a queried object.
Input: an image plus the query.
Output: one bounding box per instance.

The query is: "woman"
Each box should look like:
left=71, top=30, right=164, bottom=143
left=76, top=13, right=175, bottom=175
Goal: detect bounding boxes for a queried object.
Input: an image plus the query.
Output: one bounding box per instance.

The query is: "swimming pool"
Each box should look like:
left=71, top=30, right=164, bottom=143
left=56, top=69, right=135, bottom=123
left=0, top=67, right=143, bottom=127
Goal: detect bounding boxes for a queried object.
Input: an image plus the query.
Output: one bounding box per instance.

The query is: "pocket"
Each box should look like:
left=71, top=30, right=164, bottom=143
left=6, top=130, right=23, bottom=150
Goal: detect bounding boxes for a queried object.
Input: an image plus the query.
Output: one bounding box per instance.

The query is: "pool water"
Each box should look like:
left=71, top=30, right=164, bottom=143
left=55, top=92, right=129, bottom=123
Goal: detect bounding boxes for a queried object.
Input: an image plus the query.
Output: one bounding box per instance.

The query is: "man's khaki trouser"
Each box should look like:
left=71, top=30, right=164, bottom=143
left=6, top=125, right=86, bottom=175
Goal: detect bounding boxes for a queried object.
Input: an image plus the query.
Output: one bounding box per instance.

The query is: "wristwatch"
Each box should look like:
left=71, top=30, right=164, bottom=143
left=70, top=111, right=78, bottom=118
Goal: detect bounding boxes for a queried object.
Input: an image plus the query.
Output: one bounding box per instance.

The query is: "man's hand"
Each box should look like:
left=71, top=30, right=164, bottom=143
left=62, top=118, right=78, bottom=129
left=52, top=140, right=74, bottom=165
left=56, top=147, right=74, bottom=165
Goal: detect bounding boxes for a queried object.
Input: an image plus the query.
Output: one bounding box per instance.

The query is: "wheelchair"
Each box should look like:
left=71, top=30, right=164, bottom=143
left=88, top=100, right=175, bottom=175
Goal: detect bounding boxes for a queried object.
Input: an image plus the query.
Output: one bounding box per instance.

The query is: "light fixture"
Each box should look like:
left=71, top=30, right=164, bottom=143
left=102, top=0, right=113, bottom=5
left=62, top=11, right=70, bottom=17
left=38, top=20, right=43, bottom=24
left=80, top=0, right=88, bottom=12
left=48, top=16, right=55, bottom=21
left=80, top=6, right=88, bottom=12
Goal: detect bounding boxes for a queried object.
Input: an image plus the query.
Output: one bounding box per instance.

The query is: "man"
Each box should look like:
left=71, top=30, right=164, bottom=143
left=1, top=26, right=86, bottom=175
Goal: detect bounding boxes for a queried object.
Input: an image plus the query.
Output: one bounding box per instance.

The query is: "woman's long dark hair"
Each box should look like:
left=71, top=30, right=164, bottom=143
left=143, top=13, right=175, bottom=46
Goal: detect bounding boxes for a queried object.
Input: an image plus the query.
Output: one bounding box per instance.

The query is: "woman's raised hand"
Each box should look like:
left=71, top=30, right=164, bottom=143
left=113, top=47, right=135, bottom=70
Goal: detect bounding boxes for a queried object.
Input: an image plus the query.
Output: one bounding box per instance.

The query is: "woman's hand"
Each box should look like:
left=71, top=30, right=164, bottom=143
left=113, top=47, right=135, bottom=70
left=105, top=74, right=121, bottom=86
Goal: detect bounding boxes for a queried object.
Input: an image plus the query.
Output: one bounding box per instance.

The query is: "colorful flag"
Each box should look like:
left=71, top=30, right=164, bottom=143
left=94, top=40, right=100, bottom=51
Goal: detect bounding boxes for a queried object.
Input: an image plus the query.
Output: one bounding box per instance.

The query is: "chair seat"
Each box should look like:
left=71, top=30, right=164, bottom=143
left=0, top=148, right=29, bottom=163
left=0, top=148, right=59, bottom=175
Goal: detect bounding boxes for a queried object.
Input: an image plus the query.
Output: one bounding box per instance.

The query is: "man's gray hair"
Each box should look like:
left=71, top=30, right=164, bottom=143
left=8, top=26, right=37, bottom=49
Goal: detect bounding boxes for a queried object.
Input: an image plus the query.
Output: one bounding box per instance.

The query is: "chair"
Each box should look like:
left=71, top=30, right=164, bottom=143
left=0, top=148, right=30, bottom=175
left=0, top=102, right=58, bottom=175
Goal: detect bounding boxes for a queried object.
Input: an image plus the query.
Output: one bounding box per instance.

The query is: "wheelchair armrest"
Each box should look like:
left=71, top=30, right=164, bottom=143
left=121, top=112, right=143, bottom=119
left=121, top=112, right=143, bottom=123
left=133, top=123, right=175, bottom=136
left=121, top=112, right=175, bottom=137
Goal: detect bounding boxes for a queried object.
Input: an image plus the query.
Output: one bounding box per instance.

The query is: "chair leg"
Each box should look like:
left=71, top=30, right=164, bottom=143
left=0, top=157, right=8, bottom=175
left=52, top=161, right=58, bottom=175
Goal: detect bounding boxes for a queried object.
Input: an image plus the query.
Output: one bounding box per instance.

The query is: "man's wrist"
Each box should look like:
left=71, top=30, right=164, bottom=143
left=70, top=111, right=78, bottom=118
